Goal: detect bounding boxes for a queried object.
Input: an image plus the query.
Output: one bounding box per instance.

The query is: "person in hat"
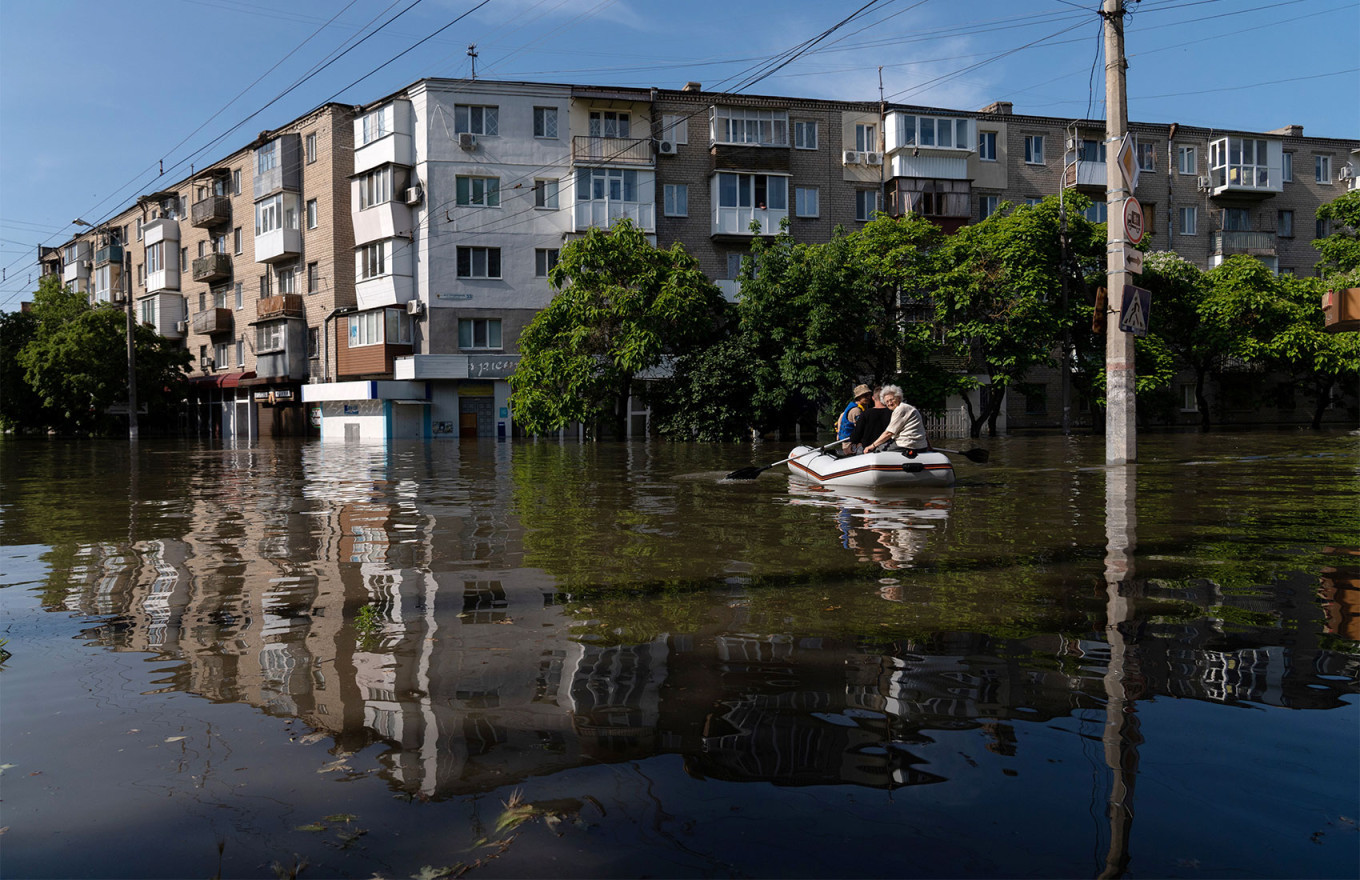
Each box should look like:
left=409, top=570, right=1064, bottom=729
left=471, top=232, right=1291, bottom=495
left=835, top=384, right=874, bottom=455
left=849, top=385, right=892, bottom=453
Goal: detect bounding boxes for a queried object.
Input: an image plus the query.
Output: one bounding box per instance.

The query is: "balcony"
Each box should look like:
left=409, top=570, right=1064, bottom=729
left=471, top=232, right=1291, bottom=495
left=258, top=293, right=304, bottom=320
left=192, top=253, right=232, bottom=283
left=95, top=244, right=123, bottom=266
left=191, top=195, right=231, bottom=228
left=1211, top=229, right=1277, bottom=257
left=192, top=307, right=234, bottom=335
left=572, top=200, right=655, bottom=234
left=1064, top=160, right=1107, bottom=189
left=572, top=135, right=653, bottom=166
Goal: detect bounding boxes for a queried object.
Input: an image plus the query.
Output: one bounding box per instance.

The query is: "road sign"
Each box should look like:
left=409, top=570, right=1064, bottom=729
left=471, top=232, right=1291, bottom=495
left=1119, top=284, right=1151, bottom=336
left=1123, top=197, right=1145, bottom=245
left=1114, top=135, right=1140, bottom=192
left=1119, top=247, right=1143, bottom=274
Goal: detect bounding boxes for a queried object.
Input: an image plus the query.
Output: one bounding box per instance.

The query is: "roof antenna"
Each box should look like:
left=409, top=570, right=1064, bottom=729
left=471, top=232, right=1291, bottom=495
left=468, top=44, right=477, bottom=80
left=878, top=66, right=884, bottom=104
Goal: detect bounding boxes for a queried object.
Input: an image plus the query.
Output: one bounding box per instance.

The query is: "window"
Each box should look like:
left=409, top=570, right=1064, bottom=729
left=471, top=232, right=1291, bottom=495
left=578, top=167, right=640, bottom=202
left=663, top=183, right=688, bottom=217
left=256, top=141, right=278, bottom=175
left=359, top=167, right=393, bottom=209
left=459, top=318, right=502, bottom=350
left=1136, top=140, right=1156, bottom=171
left=855, top=123, right=877, bottom=153
left=255, top=194, right=296, bottom=235
left=897, top=114, right=971, bottom=150
left=978, top=195, right=1000, bottom=220
left=1315, top=155, right=1332, bottom=183
left=358, top=242, right=385, bottom=280
left=257, top=322, right=285, bottom=353
left=236, top=340, right=245, bottom=367
left=1024, top=197, right=1043, bottom=207
left=1316, top=218, right=1331, bottom=239
left=793, top=120, right=818, bottom=149
left=1180, top=384, right=1196, bottom=412
left=1075, top=138, right=1106, bottom=163
left=716, top=172, right=788, bottom=211
left=234, top=282, right=243, bottom=309
left=359, top=106, right=392, bottom=145
left=277, top=266, right=295, bottom=294
left=978, top=130, right=997, bottom=161
left=180, top=247, right=188, bottom=272
left=1282, top=152, right=1293, bottom=182
left=1084, top=202, right=1107, bottom=223
left=137, top=263, right=145, bottom=287
left=1024, top=135, right=1045, bottom=165
left=136, top=217, right=144, bottom=241
left=139, top=297, right=155, bottom=326
left=1177, top=145, right=1197, bottom=175
left=306, top=199, right=318, bottom=229
left=457, top=246, right=501, bottom=279
left=308, top=327, right=320, bottom=359
left=455, top=175, right=500, bottom=207
left=1278, top=209, right=1293, bottom=238
left=305, top=132, right=317, bottom=163
left=232, top=169, right=241, bottom=195
left=856, top=189, right=880, bottom=222
left=213, top=341, right=230, bottom=367
left=1178, top=206, right=1197, bottom=236
left=348, top=308, right=412, bottom=347
left=146, top=242, right=163, bottom=274
left=1223, top=207, right=1251, bottom=232
left=533, top=178, right=558, bottom=209
left=726, top=253, right=745, bottom=280
left=713, top=106, right=788, bottom=146
left=533, top=106, right=558, bottom=139
left=588, top=110, right=630, bottom=138
left=535, top=248, right=559, bottom=277
left=795, top=186, right=819, bottom=218
left=259, top=273, right=272, bottom=298
left=213, top=286, right=229, bottom=309
left=455, top=104, right=498, bottom=136
left=1210, top=137, right=1270, bottom=189
left=233, top=227, right=242, bottom=254
left=661, top=114, right=688, bottom=145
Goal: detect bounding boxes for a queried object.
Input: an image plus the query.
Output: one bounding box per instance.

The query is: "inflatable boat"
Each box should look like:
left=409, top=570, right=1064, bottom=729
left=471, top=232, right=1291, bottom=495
left=784, top=444, right=955, bottom=488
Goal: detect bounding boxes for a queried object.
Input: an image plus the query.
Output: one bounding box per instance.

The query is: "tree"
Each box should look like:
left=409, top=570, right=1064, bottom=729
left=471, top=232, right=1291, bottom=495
left=1137, top=252, right=1226, bottom=427
left=924, top=198, right=1102, bottom=437
left=510, top=219, right=724, bottom=439
left=13, top=275, right=191, bottom=435
left=0, top=305, right=43, bottom=431
left=1314, top=189, right=1360, bottom=286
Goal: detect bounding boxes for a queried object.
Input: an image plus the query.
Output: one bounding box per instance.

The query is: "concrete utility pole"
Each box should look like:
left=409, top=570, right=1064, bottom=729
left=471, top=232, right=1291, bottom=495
left=125, top=251, right=139, bottom=442
left=1104, top=0, right=1135, bottom=464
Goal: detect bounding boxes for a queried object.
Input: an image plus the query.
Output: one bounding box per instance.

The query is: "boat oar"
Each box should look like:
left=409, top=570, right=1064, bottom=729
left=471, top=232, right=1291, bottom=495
left=932, top=445, right=990, bottom=463
left=726, top=440, right=841, bottom=480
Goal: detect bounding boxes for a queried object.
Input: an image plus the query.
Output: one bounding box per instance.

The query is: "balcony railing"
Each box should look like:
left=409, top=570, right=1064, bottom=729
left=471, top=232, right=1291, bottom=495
left=95, top=244, right=124, bottom=266
left=1211, top=230, right=1277, bottom=256
left=258, top=293, right=304, bottom=319
left=192, top=253, right=232, bottom=283
left=192, top=307, right=233, bottom=335
left=191, top=195, right=232, bottom=228
left=572, top=135, right=653, bottom=166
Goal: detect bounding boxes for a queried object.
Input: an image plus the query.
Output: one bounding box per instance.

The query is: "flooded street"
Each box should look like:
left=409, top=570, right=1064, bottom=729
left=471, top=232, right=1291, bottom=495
left=2, top=431, right=1357, bottom=879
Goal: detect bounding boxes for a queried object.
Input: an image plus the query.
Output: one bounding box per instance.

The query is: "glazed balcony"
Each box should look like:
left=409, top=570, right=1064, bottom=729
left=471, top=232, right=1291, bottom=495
left=191, top=195, right=232, bottom=228
left=193, top=307, right=234, bottom=335
left=191, top=252, right=232, bottom=283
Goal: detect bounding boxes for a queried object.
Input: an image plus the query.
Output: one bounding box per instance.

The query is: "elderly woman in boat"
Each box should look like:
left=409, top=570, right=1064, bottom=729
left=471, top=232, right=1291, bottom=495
left=863, top=384, right=929, bottom=454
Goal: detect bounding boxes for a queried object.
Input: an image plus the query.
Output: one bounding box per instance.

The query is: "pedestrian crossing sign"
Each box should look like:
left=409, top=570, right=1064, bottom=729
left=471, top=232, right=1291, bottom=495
left=1119, top=284, right=1151, bottom=336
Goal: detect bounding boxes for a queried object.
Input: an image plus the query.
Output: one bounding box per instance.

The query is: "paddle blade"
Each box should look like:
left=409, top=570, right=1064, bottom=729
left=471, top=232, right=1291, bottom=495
left=725, top=466, right=766, bottom=480
left=963, top=448, right=990, bottom=463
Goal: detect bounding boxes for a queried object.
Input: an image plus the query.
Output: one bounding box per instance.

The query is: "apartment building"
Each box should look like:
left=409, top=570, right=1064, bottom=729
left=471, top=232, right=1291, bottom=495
left=39, top=78, right=1357, bottom=440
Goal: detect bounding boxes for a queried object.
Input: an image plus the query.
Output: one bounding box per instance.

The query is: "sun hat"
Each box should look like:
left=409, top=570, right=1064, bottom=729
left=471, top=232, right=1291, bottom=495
left=852, top=384, right=873, bottom=399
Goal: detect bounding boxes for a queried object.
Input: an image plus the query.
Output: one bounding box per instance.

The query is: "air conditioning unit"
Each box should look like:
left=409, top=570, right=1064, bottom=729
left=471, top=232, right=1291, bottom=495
left=406, top=299, right=425, bottom=316
left=865, top=151, right=883, bottom=166
left=1197, top=176, right=1212, bottom=191
left=657, top=140, right=677, bottom=156
left=1339, top=167, right=1355, bottom=180
left=201, top=357, right=214, bottom=371
left=458, top=132, right=477, bottom=150
left=405, top=185, right=423, bottom=205
left=1065, top=136, right=1077, bottom=152
left=175, top=320, right=188, bottom=333
left=843, top=150, right=861, bottom=165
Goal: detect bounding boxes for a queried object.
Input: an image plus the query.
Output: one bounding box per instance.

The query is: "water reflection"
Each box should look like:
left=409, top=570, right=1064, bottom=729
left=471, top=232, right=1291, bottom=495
left=3, top=435, right=1357, bottom=877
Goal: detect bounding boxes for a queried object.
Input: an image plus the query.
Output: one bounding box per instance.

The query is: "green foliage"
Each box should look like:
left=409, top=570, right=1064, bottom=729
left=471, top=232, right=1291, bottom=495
left=1314, top=189, right=1360, bottom=286
left=510, top=219, right=723, bottom=438
left=0, top=306, right=43, bottom=431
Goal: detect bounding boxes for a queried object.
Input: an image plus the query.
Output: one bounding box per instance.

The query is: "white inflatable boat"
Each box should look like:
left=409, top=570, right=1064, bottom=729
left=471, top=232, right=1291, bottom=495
left=784, top=444, right=956, bottom=488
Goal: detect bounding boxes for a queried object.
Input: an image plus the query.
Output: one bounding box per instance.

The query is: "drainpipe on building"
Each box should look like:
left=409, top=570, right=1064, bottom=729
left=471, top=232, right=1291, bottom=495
left=322, top=306, right=354, bottom=383
left=1167, top=122, right=1179, bottom=251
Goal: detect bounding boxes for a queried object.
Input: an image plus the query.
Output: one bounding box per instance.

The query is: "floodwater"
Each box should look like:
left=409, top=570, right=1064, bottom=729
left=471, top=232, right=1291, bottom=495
left=1, top=431, right=1357, bottom=879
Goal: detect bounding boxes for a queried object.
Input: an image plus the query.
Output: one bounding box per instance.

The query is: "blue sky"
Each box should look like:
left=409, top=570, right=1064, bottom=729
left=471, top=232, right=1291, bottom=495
left=2, top=0, right=1357, bottom=309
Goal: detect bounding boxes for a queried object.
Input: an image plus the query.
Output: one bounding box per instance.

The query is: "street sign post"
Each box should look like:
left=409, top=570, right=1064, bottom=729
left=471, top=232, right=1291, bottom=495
left=1122, top=197, right=1145, bottom=245
left=1115, top=134, right=1140, bottom=192
left=1119, top=284, right=1151, bottom=336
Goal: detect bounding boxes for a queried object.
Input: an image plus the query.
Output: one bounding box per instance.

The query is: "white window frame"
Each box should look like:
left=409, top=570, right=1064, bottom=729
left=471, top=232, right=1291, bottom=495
left=533, top=178, right=558, bottom=210
left=979, top=195, right=1000, bottom=221
left=855, top=123, right=877, bottom=154
left=533, top=106, right=558, bottom=139
left=577, top=167, right=640, bottom=203
left=793, top=120, right=818, bottom=150
left=455, top=104, right=499, bottom=136
left=712, top=106, right=788, bottom=147
left=255, top=195, right=282, bottom=235
left=1209, top=137, right=1270, bottom=189
left=457, top=246, right=501, bottom=279
left=277, top=266, right=295, bottom=295
left=359, top=106, right=393, bottom=146
left=456, top=175, right=500, bottom=207
left=358, top=242, right=386, bottom=280
left=213, top=341, right=231, bottom=367
left=459, top=318, right=502, bottom=350
left=1084, top=202, right=1108, bottom=223
left=305, top=132, right=317, bottom=164
left=1315, top=154, right=1332, bottom=184
left=1024, top=135, right=1045, bottom=165
left=1282, top=152, right=1293, bottom=182
left=855, top=189, right=880, bottom=222
left=306, top=199, right=318, bottom=230
left=257, top=322, right=286, bottom=353
left=794, top=186, right=819, bottom=218
left=233, top=227, right=242, bottom=255
left=256, top=141, right=278, bottom=175
left=1177, top=145, right=1197, bottom=175
left=146, top=241, right=163, bottom=274
left=978, top=130, right=997, bottom=161
left=1278, top=209, right=1294, bottom=238
left=1178, top=206, right=1197, bottom=236
left=359, top=167, right=393, bottom=210
left=663, top=183, right=688, bottom=217
left=896, top=114, right=971, bottom=151
left=661, top=114, right=688, bottom=145
left=535, top=248, right=559, bottom=277
left=589, top=110, right=630, bottom=138
left=1136, top=140, right=1156, bottom=172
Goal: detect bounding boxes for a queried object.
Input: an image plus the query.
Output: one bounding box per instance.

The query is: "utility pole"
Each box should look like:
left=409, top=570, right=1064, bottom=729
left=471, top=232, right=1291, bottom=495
left=1103, top=0, right=1135, bottom=464
left=125, top=250, right=139, bottom=442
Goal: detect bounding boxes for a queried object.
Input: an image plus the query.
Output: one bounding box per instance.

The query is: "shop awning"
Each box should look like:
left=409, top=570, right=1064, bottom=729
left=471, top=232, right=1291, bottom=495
left=189, top=371, right=256, bottom=389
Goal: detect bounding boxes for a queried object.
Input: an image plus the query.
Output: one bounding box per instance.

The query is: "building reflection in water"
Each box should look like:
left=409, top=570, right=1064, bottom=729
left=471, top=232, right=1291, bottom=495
left=50, top=446, right=1357, bottom=812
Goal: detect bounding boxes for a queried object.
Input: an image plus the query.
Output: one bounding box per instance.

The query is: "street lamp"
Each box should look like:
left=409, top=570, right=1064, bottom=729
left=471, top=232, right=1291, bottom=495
left=73, top=218, right=92, bottom=227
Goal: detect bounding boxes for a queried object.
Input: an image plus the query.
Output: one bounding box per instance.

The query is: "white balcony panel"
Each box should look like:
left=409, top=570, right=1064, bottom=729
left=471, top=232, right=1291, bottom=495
left=255, top=228, right=302, bottom=263
left=143, top=218, right=180, bottom=247
left=1071, top=161, right=1106, bottom=187
left=354, top=202, right=412, bottom=246
left=716, top=279, right=741, bottom=302
left=146, top=263, right=180, bottom=294
left=356, top=273, right=414, bottom=311
left=394, top=355, right=470, bottom=381
left=572, top=201, right=655, bottom=233
left=63, top=260, right=90, bottom=283
left=712, top=206, right=788, bottom=237
left=889, top=154, right=969, bottom=180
